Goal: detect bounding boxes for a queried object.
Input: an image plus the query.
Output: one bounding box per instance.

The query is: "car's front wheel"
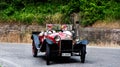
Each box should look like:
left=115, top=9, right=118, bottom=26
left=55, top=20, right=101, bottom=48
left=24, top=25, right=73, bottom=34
left=80, top=45, right=86, bottom=63
left=32, top=41, right=38, bottom=57
left=46, top=44, right=51, bottom=65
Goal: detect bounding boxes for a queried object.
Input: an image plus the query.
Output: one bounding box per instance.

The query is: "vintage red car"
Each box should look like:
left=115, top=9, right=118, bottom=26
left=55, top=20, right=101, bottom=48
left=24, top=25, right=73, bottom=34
left=31, top=24, right=88, bottom=65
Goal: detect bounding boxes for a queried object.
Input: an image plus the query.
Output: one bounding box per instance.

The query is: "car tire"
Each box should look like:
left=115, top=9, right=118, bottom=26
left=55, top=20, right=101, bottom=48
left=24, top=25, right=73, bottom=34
left=80, top=45, right=86, bottom=63
left=46, top=44, right=50, bottom=65
left=32, top=41, right=38, bottom=57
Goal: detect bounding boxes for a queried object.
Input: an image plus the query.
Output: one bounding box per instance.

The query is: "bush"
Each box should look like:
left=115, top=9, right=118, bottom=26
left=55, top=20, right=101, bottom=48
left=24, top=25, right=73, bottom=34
left=79, top=0, right=120, bottom=26
left=0, top=2, right=8, bottom=10
left=0, top=0, right=120, bottom=26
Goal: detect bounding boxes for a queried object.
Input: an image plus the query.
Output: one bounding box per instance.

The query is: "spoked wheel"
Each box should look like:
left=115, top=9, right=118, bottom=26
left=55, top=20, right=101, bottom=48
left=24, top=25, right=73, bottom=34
left=46, top=44, right=51, bottom=65
left=80, top=45, right=86, bottom=63
left=32, top=41, right=38, bottom=57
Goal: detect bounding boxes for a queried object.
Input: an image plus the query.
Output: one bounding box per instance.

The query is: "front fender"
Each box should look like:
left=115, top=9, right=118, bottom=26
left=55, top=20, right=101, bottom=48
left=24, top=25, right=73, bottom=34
left=40, top=38, right=58, bottom=52
left=76, top=39, right=89, bottom=45
left=40, top=38, right=54, bottom=52
left=45, top=38, right=54, bottom=45
left=73, top=40, right=88, bottom=52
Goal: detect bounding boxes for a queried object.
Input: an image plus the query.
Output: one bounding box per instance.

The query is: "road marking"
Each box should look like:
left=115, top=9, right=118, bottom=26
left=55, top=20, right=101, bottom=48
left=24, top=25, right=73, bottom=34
left=88, top=46, right=120, bottom=49
left=0, top=58, right=21, bottom=67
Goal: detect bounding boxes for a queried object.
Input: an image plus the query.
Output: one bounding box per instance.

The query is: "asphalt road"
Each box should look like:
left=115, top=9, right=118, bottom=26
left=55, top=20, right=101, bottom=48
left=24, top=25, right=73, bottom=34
left=0, top=43, right=120, bottom=67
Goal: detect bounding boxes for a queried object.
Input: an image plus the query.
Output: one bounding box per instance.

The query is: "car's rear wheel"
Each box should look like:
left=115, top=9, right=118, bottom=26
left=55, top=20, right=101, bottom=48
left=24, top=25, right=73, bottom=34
left=80, top=45, right=86, bottom=63
left=46, top=44, right=50, bottom=65
left=32, top=41, right=38, bottom=57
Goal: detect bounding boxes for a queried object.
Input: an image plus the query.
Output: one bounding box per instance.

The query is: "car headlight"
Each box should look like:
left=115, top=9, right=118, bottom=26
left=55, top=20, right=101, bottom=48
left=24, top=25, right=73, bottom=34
left=54, top=35, right=61, bottom=42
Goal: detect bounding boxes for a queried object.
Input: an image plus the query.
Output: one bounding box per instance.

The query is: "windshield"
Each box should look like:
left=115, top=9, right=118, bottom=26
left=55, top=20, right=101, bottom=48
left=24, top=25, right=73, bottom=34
left=46, top=24, right=73, bottom=31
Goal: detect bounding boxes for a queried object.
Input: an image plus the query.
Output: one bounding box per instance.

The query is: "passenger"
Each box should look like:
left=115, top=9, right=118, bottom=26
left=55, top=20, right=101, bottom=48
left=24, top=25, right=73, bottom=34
left=60, top=24, right=67, bottom=32
left=61, top=24, right=72, bottom=36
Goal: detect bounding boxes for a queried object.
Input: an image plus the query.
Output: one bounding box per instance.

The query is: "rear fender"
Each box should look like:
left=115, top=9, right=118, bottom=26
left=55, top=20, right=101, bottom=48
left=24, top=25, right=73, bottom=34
left=31, top=31, right=41, bottom=40
left=32, top=34, right=40, bottom=48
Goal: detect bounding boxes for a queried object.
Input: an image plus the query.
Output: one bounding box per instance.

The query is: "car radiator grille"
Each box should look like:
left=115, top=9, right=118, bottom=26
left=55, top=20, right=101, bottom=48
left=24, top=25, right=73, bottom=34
left=60, top=40, right=73, bottom=53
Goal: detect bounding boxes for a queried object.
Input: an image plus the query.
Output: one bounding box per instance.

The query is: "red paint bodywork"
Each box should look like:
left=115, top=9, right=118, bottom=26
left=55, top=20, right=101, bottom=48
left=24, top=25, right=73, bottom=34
left=39, top=32, right=71, bottom=45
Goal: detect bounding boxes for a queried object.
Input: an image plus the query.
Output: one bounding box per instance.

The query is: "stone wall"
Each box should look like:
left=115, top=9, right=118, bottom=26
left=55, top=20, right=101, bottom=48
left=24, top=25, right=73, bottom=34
left=0, top=24, right=45, bottom=43
left=80, top=28, right=120, bottom=45
left=0, top=24, right=120, bottom=46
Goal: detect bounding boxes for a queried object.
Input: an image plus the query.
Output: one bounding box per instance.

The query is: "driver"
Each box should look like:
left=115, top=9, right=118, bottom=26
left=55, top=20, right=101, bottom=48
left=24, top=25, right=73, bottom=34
left=46, top=24, right=56, bottom=34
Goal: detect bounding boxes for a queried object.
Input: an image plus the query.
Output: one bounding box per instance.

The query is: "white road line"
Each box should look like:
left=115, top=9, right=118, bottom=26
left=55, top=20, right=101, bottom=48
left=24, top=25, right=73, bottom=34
left=0, top=58, right=21, bottom=67
left=88, top=46, right=120, bottom=49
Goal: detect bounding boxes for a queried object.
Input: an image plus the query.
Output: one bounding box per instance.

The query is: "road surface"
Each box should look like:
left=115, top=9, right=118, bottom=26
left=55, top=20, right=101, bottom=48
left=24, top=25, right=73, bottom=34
left=0, top=43, right=120, bottom=67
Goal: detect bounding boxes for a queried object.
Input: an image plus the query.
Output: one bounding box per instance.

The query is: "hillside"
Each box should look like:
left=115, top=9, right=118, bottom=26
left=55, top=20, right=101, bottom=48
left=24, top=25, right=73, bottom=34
left=0, top=0, right=120, bottom=26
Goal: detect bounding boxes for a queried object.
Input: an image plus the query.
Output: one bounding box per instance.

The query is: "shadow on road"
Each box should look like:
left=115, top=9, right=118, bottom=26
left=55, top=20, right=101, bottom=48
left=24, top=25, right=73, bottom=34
left=36, top=55, right=80, bottom=65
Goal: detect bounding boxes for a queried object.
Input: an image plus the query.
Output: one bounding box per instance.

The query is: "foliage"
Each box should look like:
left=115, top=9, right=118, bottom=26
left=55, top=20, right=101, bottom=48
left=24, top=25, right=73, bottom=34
left=79, top=0, right=120, bottom=26
left=0, top=0, right=120, bottom=26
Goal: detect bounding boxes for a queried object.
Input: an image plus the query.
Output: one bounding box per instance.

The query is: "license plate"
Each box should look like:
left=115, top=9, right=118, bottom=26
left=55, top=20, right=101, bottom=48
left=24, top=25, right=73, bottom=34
left=62, top=53, right=71, bottom=56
